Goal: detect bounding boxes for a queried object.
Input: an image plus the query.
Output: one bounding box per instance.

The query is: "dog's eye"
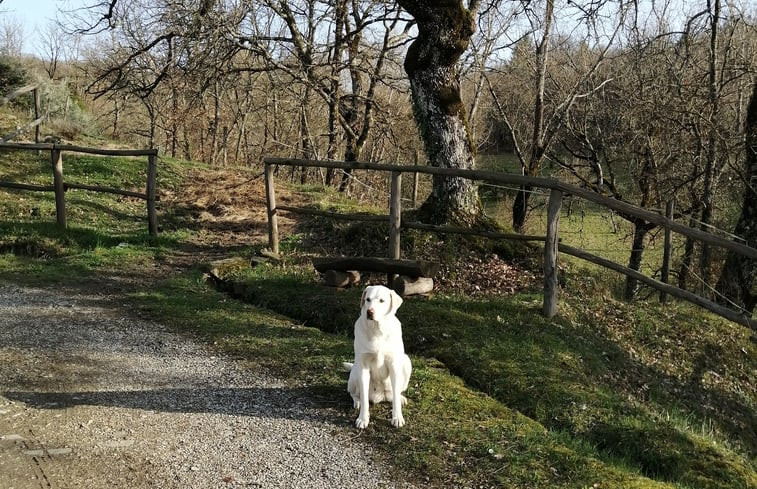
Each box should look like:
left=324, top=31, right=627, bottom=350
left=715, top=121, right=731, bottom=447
left=379, top=299, right=385, bottom=303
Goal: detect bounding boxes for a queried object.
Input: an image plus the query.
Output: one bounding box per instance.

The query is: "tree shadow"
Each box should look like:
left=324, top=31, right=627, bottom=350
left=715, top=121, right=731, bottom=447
left=66, top=196, right=146, bottom=223
left=3, top=386, right=348, bottom=422
left=0, top=280, right=353, bottom=429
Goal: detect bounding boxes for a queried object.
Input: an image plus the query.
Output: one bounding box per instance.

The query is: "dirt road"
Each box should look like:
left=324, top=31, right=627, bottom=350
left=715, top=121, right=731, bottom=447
left=0, top=283, right=415, bottom=489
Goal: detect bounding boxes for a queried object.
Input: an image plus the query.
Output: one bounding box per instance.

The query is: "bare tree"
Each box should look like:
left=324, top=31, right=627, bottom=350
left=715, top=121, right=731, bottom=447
left=38, top=21, right=82, bottom=79
left=0, top=16, right=24, bottom=57
left=338, top=3, right=405, bottom=191
left=715, top=81, right=757, bottom=314
left=542, top=0, right=755, bottom=299
left=677, top=0, right=752, bottom=289
left=484, top=0, right=625, bottom=231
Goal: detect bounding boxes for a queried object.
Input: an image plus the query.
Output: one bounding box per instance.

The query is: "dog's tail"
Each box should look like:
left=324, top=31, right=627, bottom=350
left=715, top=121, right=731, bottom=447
left=342, top=362, right=354, bottom=372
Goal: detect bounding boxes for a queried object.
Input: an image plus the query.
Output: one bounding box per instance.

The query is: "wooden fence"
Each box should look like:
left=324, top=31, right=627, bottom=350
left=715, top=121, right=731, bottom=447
left=263, top=157, right=757, bottom=332
left=0, top=142, right=159, bottom=235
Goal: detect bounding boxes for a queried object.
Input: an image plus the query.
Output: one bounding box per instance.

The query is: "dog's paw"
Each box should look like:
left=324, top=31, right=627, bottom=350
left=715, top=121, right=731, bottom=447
left=355, top=417, right=370, bottom=429
left=391, top=414, right=405, bottom=428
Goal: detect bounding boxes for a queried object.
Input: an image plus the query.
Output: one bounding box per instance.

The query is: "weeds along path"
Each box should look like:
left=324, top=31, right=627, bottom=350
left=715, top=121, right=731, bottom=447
left=0, top=283, right=417, bottom=489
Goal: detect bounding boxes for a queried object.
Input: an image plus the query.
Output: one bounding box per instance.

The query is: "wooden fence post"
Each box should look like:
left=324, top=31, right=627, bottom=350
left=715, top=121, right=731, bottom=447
left=264, top=162, right=279, bottom=255
left=51, top=148, right=66, bottom=229
left=412, top=150, right=419, bottom=208
left=660, top=199, right=675, bottom=303
left=33, top=88, right=41, bottom=145
left=389, top=171, right=402, bottom=259
left=146, top=153, right=158, bottom=235
left=543, top=188, right=562, bottom=318
left=388, top=171, right=402, bottom=285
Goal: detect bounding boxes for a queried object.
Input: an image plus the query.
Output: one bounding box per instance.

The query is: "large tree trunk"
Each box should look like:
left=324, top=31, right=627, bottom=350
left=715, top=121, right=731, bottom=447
left=398, top=0, right=482, bottom=225
left=715, top=81, right=757, bottom=313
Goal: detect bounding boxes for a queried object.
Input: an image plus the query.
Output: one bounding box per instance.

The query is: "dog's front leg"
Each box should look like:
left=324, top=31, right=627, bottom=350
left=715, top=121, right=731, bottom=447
left=389, top=363, right=405, bottom=428
left=356, top=367, right=371, bottom=429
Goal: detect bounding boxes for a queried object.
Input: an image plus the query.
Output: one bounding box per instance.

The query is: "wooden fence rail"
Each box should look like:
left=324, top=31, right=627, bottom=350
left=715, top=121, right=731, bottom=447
left=0, top=142, right=159, bottom=235
left=263, top=157, right=757, bottom=331
left=0, top=84, right=43, bottom=144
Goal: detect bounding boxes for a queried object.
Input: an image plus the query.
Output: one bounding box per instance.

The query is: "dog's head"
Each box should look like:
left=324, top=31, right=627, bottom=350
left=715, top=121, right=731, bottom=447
left=360, top=285, right=402, bottom=321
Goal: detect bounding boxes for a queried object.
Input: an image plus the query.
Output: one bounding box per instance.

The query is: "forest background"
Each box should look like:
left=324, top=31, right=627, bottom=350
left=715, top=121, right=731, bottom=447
left=1, top=0, right=757, bottom=312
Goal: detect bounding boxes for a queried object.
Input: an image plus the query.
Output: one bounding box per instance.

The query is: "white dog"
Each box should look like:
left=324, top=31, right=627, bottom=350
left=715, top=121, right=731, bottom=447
left=344, top=285, right=412, bottom=429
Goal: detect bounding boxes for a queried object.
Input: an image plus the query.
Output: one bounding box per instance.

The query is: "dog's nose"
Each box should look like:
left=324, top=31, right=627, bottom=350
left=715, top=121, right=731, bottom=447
left=367, top=308, right=375, bottom=319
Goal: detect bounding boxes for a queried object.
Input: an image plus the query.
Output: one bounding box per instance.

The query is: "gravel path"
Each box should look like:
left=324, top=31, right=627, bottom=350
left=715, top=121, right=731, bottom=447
left=0, top=284, right=418, bottom=489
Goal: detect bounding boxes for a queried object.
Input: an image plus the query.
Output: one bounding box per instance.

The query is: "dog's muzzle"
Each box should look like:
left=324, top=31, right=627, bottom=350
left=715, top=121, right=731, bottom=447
left=366, top=308, right=375, bottom=320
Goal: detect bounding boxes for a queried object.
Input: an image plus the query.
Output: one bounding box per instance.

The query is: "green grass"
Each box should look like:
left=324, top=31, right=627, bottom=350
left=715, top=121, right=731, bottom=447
left=477, top=154, right=688, bottom=296
left=0, top=149, right=754, bottom=488
left=0, top=149, right=188, bottom=278
left=222, top=263, right=756, bottom=488
left=131, top=270, right=674, bottom=488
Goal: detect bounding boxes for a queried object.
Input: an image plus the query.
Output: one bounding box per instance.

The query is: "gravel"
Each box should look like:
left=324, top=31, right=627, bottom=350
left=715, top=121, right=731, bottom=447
left=0, top=283, right=419, bottom=488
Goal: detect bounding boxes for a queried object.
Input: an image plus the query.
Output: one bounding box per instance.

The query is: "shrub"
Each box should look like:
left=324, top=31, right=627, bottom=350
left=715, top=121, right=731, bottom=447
left=0, top=56, right=27, bottom=94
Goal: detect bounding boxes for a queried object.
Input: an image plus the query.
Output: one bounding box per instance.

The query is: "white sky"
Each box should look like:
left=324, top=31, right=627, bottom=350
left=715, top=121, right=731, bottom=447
left=2, top=0, right=89, bottom=53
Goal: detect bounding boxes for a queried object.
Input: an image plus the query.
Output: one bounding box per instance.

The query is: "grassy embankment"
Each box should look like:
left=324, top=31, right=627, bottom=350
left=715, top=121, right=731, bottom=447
left=0, top=149, right=754, bottom=488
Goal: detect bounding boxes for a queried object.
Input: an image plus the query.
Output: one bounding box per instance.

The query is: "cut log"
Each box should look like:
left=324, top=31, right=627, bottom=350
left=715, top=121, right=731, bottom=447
left=207, top=256, right=249, bottom=280
left=392, top=276, right=433, bottom=296
left=312, top=257, right=439, bottom=277
left=323, top=270, right=361, bottom=288
left=250, top=256, right=269, bottom=267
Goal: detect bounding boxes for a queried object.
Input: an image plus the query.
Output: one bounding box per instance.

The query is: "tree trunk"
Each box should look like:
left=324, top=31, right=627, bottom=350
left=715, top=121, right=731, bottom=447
left=325, top=0, right=346, bottom=187
left=398, top=0, right=481, bottom=225
left=170, top=86, right=179, bottom=158
left=112, top=97, right=120, bottom=137
left=625, top=146, right=657, bottom=299
left=678, top=166, right=703, bottom=290
left=339, top=145, right=359, bottom=193
left=715, top=81, right=757, bottom=313
left=700, top=0, right=722, bottom=291
left=624, top=219, right=653, bottom=300
left=512, top=0, right=554, bottom=233
left=513, top=186, right=531, bottom=233
left=339, top=8, right=363, bottom=193
left=299, top=85, right=314, bottom=184
left=210, top=81, right=220, bottom=165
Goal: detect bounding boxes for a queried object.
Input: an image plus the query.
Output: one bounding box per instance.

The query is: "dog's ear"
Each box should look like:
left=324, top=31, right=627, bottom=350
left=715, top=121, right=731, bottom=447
left=360, top=288, right=368, bottom=309
left=389, top=288, right=403, bottom=315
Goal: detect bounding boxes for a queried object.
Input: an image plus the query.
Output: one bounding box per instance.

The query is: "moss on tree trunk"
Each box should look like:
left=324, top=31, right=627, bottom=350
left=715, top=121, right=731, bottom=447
left=399, top=0, right=482, bottom=226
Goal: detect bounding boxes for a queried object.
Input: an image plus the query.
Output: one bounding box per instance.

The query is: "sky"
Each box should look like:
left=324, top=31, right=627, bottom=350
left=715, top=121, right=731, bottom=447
left=2, top=0, right=89, bottom=53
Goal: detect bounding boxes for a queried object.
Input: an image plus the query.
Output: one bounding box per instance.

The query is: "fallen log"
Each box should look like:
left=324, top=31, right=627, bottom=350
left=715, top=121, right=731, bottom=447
left=323, top=270, right=361, bottom=288
left=206, top=256, right=249, bottom=280
left=312, top=256, right=439, bottom=277
left=392, top=275, right=433, bottom=296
